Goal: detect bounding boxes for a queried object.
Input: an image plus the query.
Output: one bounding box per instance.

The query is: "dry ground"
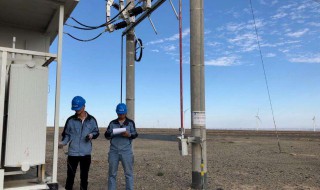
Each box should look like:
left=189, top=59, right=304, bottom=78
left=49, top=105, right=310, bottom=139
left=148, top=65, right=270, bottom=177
left=45, top=129, right=320, bottom=190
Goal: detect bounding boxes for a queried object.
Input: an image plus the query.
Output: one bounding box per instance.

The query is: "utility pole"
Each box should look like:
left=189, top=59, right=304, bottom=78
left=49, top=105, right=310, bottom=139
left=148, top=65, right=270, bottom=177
left=126, top=0, right=135, bottom=120
left=190, top=0, right=207, bottom=189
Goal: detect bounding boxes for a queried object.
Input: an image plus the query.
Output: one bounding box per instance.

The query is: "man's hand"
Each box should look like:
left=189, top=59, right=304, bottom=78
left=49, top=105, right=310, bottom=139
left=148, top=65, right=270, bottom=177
left=121, top=131, right=131, bottom=138
left=86, top=134, right=93, bottom=141
left=58, top=142, right=64, bottom=149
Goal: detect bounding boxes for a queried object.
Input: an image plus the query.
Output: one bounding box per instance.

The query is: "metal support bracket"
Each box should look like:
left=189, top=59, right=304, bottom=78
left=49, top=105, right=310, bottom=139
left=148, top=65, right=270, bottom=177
left=169, top=0, right=178, bottom=19
left=187, top=136, right=202, bottom=144
left=142, top=0, right=152, bottom=10
left=148, top=15, right=158, bottom=34
left=122, top=0, right=166, bottom=36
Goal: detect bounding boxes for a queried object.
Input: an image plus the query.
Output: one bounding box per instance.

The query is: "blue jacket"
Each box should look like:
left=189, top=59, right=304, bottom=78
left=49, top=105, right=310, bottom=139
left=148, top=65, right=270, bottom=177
left=104, top=117, right=138, bottom=153
left=61, top=112, right=99, bottom=156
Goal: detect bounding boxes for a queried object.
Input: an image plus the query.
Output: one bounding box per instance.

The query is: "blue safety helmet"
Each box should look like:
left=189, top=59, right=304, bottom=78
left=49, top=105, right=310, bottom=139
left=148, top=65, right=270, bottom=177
left=71, top=96, right=86, bottom=111
left=116, top=103, right=127, bottom=114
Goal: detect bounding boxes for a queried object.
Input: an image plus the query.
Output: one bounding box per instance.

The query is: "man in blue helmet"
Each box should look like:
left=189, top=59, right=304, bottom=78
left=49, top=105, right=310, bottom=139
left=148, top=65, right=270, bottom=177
left=105, top=103, right=138, bottom=190
left=58, top=96, right=99, bottom=190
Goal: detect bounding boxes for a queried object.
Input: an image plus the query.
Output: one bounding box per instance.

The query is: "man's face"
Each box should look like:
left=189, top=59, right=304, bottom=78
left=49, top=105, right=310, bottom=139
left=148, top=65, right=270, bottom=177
left=117, top=113, right=126, bottom=120
left=75, top=106, right=85, bottom=115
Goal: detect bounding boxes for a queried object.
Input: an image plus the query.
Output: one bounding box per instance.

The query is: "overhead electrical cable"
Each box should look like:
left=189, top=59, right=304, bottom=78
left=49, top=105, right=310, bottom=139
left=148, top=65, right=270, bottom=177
left=70, top=17, right=106, bottom=29
left=65, top=2, right=132, bottom=42
left=64, top=31, right=105, bottom=42
left=67, top=1, right=131, bottom=30
left=249, top=0, right=282, bottom=153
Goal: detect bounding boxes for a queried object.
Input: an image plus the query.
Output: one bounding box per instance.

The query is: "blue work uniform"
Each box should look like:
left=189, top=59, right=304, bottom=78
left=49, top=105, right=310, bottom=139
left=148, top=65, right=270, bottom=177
left=61, top=112, right=99, bottom=190
left=105, top=117, right=138, bottom=190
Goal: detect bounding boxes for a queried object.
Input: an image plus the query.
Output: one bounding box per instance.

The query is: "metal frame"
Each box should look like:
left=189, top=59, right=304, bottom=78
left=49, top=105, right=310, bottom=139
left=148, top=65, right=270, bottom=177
left=122, top=0, right=166, bottom=36
left=52, top=4, right=64, bottom=184
left=0, top=47, right=57, bottom=58
left=0, top=51, right=8, bottom=164
left=0, top=48, right=55, bottom=190
left=0, top=4, right=64, bottom=189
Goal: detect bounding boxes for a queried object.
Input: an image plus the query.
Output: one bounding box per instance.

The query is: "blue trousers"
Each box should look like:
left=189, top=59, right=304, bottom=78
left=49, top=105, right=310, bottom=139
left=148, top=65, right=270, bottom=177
left=108, top=152, right=134, bottom=190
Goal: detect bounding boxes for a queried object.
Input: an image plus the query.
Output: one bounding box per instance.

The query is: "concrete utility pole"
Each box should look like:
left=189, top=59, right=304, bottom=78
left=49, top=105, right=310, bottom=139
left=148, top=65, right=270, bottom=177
left=126, top=0, right=135, bottom=120
left=190, top=0, right=207, bottom=189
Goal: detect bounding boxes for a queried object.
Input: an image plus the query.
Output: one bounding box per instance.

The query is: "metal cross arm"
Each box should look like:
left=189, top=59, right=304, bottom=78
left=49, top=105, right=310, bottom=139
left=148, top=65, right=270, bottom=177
left=122, top=0, right=167, bottom=36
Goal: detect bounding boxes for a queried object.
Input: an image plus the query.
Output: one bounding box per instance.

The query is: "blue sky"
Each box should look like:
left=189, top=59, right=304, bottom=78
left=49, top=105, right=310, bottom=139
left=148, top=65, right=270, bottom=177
left=48, top=0, right=320, bottom=130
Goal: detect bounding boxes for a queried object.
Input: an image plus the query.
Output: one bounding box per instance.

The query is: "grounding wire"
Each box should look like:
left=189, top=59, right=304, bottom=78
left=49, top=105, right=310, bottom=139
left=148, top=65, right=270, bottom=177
left=120, top=35, right=124, bottom=103
left=249, top=0, right=282, bottom=153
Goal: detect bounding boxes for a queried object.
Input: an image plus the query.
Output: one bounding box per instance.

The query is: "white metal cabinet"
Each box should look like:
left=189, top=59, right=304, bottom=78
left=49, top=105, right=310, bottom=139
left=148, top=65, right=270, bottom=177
left=4, top=64, right=48, bottom=168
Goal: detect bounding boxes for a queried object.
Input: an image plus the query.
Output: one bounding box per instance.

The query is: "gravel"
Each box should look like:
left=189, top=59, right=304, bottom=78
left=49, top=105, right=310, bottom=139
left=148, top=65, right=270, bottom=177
left=46, top=129, right=320, bottom=190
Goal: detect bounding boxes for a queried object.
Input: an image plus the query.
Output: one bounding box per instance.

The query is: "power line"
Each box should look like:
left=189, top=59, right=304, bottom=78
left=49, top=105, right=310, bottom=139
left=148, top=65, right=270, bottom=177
left=249, top=0, right=282, bottom=153
left=64, top=31, right=105, bottom=42
left=65, top=1, right=132, bottom=42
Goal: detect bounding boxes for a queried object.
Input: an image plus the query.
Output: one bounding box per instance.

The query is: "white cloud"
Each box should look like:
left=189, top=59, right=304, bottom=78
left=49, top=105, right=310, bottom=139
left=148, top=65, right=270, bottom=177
left=205, top=56, right=239, bottom=66
left=271, top=0, right=278, bottom=5
left=261, top=40, right=300, bottom=48
left=296, top=4, right=307, bottom=11
left=224, top=19, right=265, bottom=34
left=279, top=48, right=290, bottom=53
left=151, top=49, right=159, bottom=53
left=163, top=45, right=176, bottom=52
left=147, top=28, right=190, bottom=45
left=289, top=54, right=320, bottom=63
left=207, top=41, right=221, bottom=47
left=279, top=3, right=295, bottom=10
left=228, top=33, right=257, bottom=52
left=265, top=53, right=276, bottom=58
left=204, top=30, right=212, bottom=35
left=308, top=22, right=320, bottom=27
left=286, top=28, right=309, bottom=38
left=226, top=23, right=244, bottom=32
left=271, top=12, right=287, bottom=19
left=259, top=0, right=267, bottom=5
left=148, top=39, right=164, bottom=45
left=290, top=12, right=307, bottom=20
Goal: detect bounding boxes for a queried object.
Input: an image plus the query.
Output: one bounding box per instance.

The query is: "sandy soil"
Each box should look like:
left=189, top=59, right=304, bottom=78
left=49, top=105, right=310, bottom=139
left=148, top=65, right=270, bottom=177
left=45, top=129, right=320, bottom=190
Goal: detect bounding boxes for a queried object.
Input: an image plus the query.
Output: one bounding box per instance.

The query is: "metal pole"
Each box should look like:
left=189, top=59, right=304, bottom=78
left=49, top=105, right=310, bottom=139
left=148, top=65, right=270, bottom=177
left=190, top=0, right=207, bottom=189
left=0, top=51, right=8, bottom=165
left=179, top=0, right=184, bottom=138
left=126, top=0, right=135, bottom=120
left=52, top=4, right=64, bottom=183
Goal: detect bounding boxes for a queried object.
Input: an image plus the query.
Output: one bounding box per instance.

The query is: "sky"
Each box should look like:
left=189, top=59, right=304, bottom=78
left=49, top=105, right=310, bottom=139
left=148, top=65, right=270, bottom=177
left=48, top=0, right=320, bottom=130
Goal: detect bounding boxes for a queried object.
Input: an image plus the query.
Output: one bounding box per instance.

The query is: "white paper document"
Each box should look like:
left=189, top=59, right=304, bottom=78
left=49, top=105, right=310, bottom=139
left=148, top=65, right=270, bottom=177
left=113, top=128, right=126, bottom=135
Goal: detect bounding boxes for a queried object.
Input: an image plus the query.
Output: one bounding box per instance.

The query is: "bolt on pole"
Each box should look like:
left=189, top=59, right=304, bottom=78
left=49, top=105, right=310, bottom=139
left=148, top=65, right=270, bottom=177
left=190, top=0, right=207, bottom=189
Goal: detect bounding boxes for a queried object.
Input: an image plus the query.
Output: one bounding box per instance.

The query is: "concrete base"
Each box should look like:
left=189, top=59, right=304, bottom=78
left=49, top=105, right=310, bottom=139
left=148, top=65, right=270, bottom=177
left=4, top=178, right=48, bottom=189
left=2, top=167, right=59, bottom=190
left=191, top=172, right=207, bottom=189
